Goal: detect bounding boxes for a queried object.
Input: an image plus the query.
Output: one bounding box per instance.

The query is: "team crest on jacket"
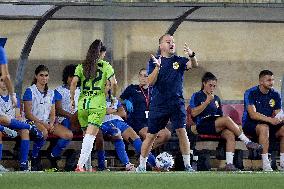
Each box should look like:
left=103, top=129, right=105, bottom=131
left=173, top=62, right=179, bottom=70
left=269, top=99, right=275, bottom=107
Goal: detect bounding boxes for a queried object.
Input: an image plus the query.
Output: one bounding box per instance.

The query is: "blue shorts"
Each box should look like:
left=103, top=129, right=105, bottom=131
left=196, top=116, right=219, bottom=135
left=243, top=120, right=258, bottom=138
left=243, top=120, right=283, bottom=139
left=126, top=117, right=148, bottom=133
left=101, top=119, right=129, bottom=136
left=148, top=102, right=186, bottom=134
left=0, top=47, right=7, bottom=65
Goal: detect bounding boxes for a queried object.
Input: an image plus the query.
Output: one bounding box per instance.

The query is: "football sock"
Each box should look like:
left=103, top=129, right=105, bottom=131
left=97, top=150, right=106, bottom=170
left=77, top=134, right=95, bottom=167
left=20, top=140, right=30, bottom=165
left=114, top=139, right=129, bottom=165
left=32, top=137, right=45, bottom=158
left=139, top=155, right=148, bottom=168
left=280, top=153, right=284, bottom=167
left=182, top=154, right=191, bottom=167
left=238, top=133, right=250, bottom=145
left=133, top=138, right=156, bottom=167
left=226, top=152, right=234, bottom=164
left=51, top=139, right=70, bottom=157
left=85, top=153, right=92, bottom=170
left=261, top=153, right=270, bottom=165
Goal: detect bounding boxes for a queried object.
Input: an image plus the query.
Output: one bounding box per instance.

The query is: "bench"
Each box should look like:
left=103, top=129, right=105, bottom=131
left=186, top=103, right=249, bottom=170
left=187, top=103, right=282, bottom=171
left=1, top=129, right=137, bottom=171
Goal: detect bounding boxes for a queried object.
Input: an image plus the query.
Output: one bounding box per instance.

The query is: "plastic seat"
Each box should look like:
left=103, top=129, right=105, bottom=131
left=222, top=104, right=243, bottom=125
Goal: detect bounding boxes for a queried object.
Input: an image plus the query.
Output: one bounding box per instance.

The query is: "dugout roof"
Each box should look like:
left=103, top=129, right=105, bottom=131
left=0, top=1, right=283, bottom=95
left=0, top=2, right=283, bottom=22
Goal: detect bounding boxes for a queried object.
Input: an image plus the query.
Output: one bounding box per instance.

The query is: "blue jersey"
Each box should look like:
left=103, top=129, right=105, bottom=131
left=0, top=46, right=7, bottom=65
left=242, top=86, right=281, bottom=124
left=120, top=84, right=152, bottom=119
left=148, top=55, right=188, bottom=106
left=189, top=90, right=223, bottom=125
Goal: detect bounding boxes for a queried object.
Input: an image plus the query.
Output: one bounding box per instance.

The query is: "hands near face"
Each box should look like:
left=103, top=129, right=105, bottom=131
left=205, top=92, right=214, bottom=105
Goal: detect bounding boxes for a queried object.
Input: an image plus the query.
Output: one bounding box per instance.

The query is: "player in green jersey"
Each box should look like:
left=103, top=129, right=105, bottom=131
left=70, top=39, right=117, bottom=172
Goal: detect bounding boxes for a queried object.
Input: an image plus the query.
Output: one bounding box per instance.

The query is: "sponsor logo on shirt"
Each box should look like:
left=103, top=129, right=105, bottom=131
left=173, top=62, right=179, bottom=70
left=269, top=99, right=275, bottom=107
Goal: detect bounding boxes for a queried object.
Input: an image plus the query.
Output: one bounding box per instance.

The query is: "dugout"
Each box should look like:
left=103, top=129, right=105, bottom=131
left=0, top=0, right=284, bottom=170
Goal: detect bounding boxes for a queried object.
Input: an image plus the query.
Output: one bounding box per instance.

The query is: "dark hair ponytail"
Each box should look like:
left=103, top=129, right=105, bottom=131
left=83, top=39, right=102, bottom=80
left=32, top=64, right=49, bottom=97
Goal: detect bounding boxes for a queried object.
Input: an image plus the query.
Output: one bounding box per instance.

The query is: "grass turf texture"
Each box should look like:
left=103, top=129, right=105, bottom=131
left=0, top=171, right=283, bottom=189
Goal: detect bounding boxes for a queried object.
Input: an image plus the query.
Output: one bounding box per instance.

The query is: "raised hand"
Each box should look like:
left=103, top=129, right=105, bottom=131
left=151, top=54, right=161, bottom=68
left=184, top=43, right=194, bottom=57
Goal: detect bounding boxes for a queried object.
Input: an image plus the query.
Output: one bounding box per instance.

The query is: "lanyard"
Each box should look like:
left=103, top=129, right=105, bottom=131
left=139, top=85, right=150, bottom=110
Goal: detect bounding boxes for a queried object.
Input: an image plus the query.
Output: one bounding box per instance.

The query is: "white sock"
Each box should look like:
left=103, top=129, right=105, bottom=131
left=280, top=153, right=284, bottom=167
left=238, top=132, right=250, bottom=145
left=261, top=153, right=270, bottom=165
left=226, top=152, right=234, bottom=165
left=182, top=154, right=191, bottom=167
left=85, top=153, right=92, bottom=170
left=139, top=155, right=148, bottom=168
left=77, top=134, right=96, bottom=168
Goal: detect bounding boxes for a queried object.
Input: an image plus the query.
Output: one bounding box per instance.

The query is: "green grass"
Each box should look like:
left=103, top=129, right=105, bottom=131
left=0, top=171, right=283, bottom=189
